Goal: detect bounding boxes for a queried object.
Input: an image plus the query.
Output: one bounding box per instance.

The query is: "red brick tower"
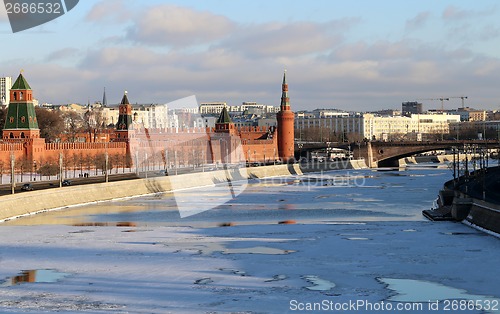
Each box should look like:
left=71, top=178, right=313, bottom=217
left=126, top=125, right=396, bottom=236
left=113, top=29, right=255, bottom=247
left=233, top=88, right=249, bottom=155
left=115, top=91, right=133, bottom=141
left=277, top=70, right=295, bottom=162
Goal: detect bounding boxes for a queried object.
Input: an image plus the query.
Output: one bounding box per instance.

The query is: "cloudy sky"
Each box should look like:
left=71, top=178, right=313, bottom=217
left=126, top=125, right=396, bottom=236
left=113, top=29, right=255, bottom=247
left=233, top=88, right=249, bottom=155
left=1, top=0, right=500, bottom=112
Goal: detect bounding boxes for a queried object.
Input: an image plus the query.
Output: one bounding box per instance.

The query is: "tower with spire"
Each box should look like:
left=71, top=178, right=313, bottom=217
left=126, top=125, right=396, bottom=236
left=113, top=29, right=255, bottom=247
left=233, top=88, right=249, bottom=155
left=102, top=87, right=107, bottom=107
left=2, top=72, right=40, bottom=140
left=276, top=70, right=295, bottom=162
left=115, top=91, right=133, bottom=140
left=215, top=106, right=237, bottom=135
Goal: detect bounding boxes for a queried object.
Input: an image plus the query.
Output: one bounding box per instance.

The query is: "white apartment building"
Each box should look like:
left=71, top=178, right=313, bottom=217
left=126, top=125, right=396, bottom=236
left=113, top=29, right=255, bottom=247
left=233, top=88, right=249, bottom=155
left=296, top=113, right=461, bottom=141
left=199, top=102, right=279, bottom=115
left=0, top=76, right=12, bottom=106
left=240, top=102, right=280, bottom=114
left=133, top=104, right=171, bottom=129
left=295, top=116, right=364, bottom=141
left=199, top=102, right=228, bottom=115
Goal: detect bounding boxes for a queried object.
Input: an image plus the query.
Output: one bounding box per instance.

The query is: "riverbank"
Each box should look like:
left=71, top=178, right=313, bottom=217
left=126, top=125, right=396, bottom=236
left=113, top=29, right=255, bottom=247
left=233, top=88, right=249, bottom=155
left=423, top=166, right=500, bottom=236
left=0, top=159, right=368, bottom=222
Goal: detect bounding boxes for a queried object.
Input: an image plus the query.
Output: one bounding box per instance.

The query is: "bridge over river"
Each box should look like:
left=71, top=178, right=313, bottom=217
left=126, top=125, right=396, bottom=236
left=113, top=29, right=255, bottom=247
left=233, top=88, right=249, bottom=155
left=296, top=140, right=500, bottom=167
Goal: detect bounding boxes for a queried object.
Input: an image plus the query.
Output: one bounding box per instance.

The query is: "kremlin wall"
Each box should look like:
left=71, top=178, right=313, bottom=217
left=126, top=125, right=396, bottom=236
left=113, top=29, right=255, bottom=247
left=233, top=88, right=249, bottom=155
left=0, top=72, right=295, bottom=174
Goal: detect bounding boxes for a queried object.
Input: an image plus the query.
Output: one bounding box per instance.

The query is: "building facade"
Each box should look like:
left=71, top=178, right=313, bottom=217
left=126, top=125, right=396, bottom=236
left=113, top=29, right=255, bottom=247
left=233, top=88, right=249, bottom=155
left=295, top=112, right=461, bottom=142
left=0, top=76, right=12, bottom=106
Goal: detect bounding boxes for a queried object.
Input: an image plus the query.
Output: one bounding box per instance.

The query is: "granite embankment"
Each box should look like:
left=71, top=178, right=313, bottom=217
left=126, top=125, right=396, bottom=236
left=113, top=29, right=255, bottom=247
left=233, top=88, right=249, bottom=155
left=0, top=160, right=367, bottom=222
left=423, top=166, right=500, bottom=235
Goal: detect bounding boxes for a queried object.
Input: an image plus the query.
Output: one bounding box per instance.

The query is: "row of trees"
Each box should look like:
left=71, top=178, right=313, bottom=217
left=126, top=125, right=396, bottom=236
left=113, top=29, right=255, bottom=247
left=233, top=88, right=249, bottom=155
left=0, top=107, right=110, bottom=143
left=0, top=152, right=133, bottom=183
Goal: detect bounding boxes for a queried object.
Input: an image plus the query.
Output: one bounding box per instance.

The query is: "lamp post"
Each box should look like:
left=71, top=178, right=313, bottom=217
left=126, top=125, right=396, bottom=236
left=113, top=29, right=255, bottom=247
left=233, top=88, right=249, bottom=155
left=135, top=151, right=139, bottom=175
left=174, top=150, right=178, bottom=175
left=33, top=161, right=37, bottom=181
left=10, top=145, right=15, bottom=195
left=165, top=148, right=169, bottom=172
left=105, top=151, right=109, bottom=183
left=59, top=152, right=63, bottom=188
left=192, top=149, right=196, bottom=170
left=202, top=150, right=205, bottom=172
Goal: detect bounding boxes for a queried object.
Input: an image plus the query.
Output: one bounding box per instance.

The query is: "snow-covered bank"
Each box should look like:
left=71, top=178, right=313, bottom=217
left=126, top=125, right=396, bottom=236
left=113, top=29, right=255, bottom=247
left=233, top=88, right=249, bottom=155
left=0, top=221, right=499, bottom=313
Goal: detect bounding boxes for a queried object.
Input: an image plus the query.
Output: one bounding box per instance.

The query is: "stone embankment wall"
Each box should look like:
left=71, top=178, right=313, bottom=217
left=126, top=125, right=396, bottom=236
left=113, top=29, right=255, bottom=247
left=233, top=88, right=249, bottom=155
left=0, top=160, right=367, bottom=222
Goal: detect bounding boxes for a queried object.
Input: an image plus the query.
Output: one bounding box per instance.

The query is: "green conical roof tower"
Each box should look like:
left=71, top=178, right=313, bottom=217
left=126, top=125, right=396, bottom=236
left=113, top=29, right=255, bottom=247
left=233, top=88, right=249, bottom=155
left=3, top=72, right=40, bottom=139
left=216, top=106, right=232, bottom=124
left=11, top=73, right=31, bottom=90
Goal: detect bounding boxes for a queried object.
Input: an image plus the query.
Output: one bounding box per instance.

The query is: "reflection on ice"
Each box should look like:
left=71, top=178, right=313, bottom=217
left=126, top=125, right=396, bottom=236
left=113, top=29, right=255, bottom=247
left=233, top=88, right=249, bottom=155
left=1, top=269, right=70, bottom=287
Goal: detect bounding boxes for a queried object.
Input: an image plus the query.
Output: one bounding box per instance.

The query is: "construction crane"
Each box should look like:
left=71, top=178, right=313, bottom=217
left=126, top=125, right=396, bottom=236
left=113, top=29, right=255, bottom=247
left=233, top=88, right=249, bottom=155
left=417, top=98, right=450, bottom=111
left=449, top=96, right=468, bottom=109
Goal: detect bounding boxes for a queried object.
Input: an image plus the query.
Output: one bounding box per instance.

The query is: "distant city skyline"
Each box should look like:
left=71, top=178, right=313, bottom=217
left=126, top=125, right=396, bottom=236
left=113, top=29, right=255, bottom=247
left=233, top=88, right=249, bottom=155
left=2, top=1, right=500, bottom=111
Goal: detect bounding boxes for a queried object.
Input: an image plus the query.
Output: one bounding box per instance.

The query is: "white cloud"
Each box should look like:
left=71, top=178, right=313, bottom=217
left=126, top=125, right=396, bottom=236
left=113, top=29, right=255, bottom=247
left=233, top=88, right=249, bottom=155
left=406, top=12, right=431, bottom=31
left=219, top=21, right=337, bottom=58
left=86, top=0, right=132, bottom=23
left=126, top=5, right=234, bottom=47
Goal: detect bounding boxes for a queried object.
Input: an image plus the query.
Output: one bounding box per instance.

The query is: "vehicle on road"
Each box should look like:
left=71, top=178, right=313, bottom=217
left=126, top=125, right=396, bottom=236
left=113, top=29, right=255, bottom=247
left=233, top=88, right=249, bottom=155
left=21, top=183, right=34, bottom=191
left=62, top=180, right=72, bottom=186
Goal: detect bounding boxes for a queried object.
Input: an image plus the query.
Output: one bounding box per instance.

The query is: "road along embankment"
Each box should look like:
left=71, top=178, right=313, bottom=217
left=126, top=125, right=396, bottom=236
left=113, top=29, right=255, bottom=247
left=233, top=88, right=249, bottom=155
left=0, top=160, right=367, bottom=222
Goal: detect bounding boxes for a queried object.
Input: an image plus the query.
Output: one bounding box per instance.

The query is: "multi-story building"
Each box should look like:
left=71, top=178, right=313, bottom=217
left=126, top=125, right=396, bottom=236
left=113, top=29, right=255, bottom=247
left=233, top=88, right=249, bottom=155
left=0, top=76, right=12, bottom=106
left=313, top=109, right=350, bottom=118
left=295, top=112, right=461, bottom=141
left=199, top=102, right=228, bottom=115
left=295, top=115, right=364, bottom=142
left=240, top=102, right=279, bottom=114
left=132, top=104, right=170, bottom=129
left=199, top=102, right=279, bottom=116
left=402, top=101, right=423, bottom=117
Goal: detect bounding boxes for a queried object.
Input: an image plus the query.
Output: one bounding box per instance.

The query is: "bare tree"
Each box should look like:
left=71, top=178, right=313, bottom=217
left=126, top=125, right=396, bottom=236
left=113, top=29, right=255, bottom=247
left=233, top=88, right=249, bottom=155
left=83, top=107, right=107, bottom=142
left=62, top=111, right=84, bottom=142
left=35, top=108, right=65, bottom=142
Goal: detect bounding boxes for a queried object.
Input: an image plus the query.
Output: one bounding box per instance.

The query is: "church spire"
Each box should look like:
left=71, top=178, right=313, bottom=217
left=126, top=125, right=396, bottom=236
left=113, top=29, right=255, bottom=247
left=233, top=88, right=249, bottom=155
left=102, top=87, right=107, bottom=107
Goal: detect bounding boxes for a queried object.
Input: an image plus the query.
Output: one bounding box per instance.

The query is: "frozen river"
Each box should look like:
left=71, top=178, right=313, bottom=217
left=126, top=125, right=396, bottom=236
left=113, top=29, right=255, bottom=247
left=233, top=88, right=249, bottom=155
left=5, top=165, right=454, bottom=227
left=1, top=165, right=500, bottom=313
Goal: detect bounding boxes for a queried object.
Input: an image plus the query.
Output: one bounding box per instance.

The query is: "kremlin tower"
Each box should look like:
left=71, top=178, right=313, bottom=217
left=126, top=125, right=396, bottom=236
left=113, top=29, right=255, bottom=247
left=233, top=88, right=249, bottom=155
left=115, top=91, right=133, bottom=140
left=276, top=70, right=295, bottom=162
left=3, top=72, right=40, bottom=140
